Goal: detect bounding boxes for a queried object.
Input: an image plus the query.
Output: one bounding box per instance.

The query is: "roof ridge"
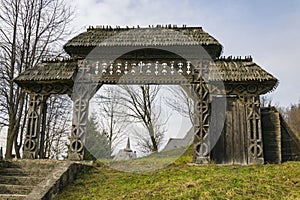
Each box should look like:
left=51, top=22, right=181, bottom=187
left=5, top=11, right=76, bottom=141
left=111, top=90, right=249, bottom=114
left=87, top=24, right=203, bottom=31
left=216, top=55, right=253, bottom=62
left=41, top=57, right=78, bottom=63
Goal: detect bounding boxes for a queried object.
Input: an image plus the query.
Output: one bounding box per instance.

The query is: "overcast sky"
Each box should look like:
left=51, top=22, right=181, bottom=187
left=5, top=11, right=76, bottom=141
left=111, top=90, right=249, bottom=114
left=66, top=0, right=300, bottom=107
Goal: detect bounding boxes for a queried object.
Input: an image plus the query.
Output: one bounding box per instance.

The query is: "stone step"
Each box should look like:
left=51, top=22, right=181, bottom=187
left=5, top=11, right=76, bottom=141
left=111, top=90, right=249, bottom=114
left=0, top=168, right=52, bottom=176
left=1, top=160, right=57, bottom=170
left=0, top=184, right=33, bottom=195
left=0, top=160, right=89, bottom=200
left=11, top=163, right=56, bottom=170
left=0, top=175, right=43, bottom=185
left=0, top=194, right=27, bottom=200
left=0, top=161, right=19, bottom=169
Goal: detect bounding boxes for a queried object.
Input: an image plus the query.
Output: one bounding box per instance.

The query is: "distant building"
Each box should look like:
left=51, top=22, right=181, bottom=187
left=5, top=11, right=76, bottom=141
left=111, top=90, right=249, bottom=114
left=114, top=138, right=137, bottom=160
left=163, top=128, right=193, bottom=152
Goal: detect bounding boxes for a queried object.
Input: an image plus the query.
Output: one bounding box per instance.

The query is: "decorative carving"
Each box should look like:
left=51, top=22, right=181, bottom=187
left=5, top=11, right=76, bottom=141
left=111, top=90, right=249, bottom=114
left=69, top=60, right=101, bottom=160
left=23, top=94, right=48, bottom=159
left=192, top=61, right=211, bottom=164
left=244, top=95, right=264, bottom=164
left=20, top=82, right=73, bottom=96
left=225, top=83, right=274, bottom=96
left=79, top=60, right=195, bottom=84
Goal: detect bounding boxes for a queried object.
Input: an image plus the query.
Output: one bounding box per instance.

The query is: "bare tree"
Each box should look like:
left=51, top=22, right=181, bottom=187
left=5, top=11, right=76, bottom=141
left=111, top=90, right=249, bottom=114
left=284, top=102, right=300, bottom=138
left=164, top=85, right=194, bottom=125
left=94, top=85, right=128, bottom=155
left=260, top=95, right=274, bottom=107
left=44, top=95, right=72, bottom=159
left=119, top=85, right=168, bottom=153
left=0, top=0, right=73, bottom=159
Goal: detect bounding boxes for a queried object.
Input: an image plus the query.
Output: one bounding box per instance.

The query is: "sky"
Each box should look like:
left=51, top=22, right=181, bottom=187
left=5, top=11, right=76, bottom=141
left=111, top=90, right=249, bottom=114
left=66, top=0, right=300, bottom=107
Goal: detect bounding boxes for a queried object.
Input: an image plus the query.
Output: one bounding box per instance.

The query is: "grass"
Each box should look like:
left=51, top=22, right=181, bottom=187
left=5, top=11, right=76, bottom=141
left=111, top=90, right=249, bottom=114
left=99, top=147, right=189, bottom=173
left=54, top=149, right=300, bottom=200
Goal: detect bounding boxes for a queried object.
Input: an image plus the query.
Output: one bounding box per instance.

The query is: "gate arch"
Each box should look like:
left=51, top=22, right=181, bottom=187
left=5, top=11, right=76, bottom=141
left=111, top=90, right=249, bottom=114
left=69, top=43, right=226, bottom=163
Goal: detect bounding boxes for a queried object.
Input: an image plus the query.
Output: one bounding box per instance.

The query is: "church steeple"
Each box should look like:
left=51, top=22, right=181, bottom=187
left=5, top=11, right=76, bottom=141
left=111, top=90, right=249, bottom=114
left=124, top=137, right=132, bottom=152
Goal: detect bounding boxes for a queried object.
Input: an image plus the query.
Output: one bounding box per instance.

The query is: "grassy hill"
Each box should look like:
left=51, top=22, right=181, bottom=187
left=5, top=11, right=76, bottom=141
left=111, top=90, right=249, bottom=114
left=54, top=148, right=300, bottom=200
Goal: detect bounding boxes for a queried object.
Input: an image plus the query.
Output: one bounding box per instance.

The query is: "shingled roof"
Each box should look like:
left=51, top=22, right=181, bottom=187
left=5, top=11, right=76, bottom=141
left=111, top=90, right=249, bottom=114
left=14, top=60, right=77, bottom=83
left=14, top=26, right=277, bottom=94
left=211, top=57, right=277, bottom=82
left=64, top=26, right=223, bottom=59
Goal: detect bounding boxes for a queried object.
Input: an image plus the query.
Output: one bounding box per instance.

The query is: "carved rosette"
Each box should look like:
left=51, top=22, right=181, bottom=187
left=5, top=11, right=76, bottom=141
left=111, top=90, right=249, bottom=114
left=23, top=94, right=48, bottom=159
left=30, top=83, right=73, bottom=95
left=244, top=95, right=264, bottom=164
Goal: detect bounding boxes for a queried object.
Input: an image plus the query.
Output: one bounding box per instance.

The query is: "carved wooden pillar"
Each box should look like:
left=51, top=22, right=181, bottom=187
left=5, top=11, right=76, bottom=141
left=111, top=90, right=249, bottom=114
left=192, top=61, right=211, bottom=164
left=69, top=94, right=90, bottom=160
left=69, top=60, right=96, bottom=160
left=243, top=95, right=264, bottom=164
left=39, top=101, right=47, bottom=159
left=23, top=94, right=48, bottom=159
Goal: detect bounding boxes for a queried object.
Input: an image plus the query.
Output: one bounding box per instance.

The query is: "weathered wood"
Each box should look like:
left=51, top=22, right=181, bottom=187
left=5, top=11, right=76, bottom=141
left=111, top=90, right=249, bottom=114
left=245, top=96, right=264, bottom=164
left=210, top=97, right=226, bottom=164
left=261, top=107, right=282, bottom=164
left=211, top=97, right=249, bottom=165
left=240, top=100, right=247, bottom=164
left=261, top=107, right=300, bottom=163
left=23, top=94, right=48, bottom=159
left=232, top=100, right=239, bottom=163
left=211, top=125, right=225, bottom=164
left=233, top=100, right=245, bottom=164
left=225, top=100, right=233, bottom=164
left=279, top=113, right=300, bottom=161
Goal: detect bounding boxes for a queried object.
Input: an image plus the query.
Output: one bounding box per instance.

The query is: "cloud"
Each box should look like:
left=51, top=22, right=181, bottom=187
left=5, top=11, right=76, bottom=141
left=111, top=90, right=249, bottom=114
left=66, top=0, right=300, bottom=106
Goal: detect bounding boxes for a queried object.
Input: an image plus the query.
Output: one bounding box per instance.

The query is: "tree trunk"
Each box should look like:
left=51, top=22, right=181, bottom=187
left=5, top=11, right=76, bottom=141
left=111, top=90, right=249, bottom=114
left=5, top=138, right=14, bottom=159
left=0, top=0, right=73, bottom=160
left=148, top=124, right=158, bottom=152
left=14, top=135, right=21, bottom=159
left=5, top=125, right=15, bottom=159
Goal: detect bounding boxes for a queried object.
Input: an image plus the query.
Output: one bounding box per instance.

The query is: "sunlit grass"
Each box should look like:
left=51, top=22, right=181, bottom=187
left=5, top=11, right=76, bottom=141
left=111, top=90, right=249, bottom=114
left=54, top=148, right=300, bottom=200
left=97, top=147, right=190, bottom=173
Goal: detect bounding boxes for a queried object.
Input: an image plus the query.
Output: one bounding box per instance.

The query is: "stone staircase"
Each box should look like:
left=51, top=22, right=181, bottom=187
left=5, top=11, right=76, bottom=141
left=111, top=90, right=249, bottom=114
left=0, top=159, right=91, bottom=200
left=0, top=160, right=58, bottom=200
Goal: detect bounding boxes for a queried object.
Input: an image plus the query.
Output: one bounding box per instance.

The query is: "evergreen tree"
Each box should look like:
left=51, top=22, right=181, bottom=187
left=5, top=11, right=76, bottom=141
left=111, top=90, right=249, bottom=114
left=85, top=114, right=111, bottom=159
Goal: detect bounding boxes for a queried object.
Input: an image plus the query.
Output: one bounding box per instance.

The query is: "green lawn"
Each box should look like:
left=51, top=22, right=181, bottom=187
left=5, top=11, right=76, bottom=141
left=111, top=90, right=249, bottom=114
left=54, top=150, right=300, bottom=200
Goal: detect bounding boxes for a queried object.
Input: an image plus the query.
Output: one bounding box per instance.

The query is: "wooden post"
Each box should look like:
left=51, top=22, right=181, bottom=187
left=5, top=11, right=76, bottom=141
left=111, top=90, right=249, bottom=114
left=244, top=96, right=264, bottom=164
left=192, top=61, right=211, bottom=164
left=38, top=100, right=48, bottom=159
left=69, top=60, right=100, bottom=160
left=23, top=94, right=48, bottom=159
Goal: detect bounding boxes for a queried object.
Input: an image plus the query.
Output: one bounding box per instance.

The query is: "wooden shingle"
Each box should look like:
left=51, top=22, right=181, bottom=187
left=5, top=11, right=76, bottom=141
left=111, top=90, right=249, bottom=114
left=14, top=60, right=77, bottom=82
left=64, top=26, right=223, bottom=58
